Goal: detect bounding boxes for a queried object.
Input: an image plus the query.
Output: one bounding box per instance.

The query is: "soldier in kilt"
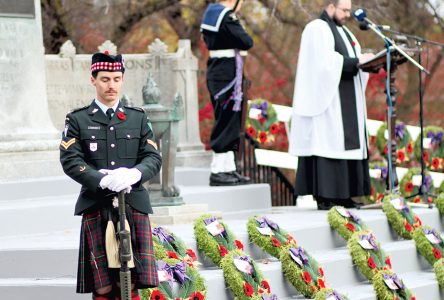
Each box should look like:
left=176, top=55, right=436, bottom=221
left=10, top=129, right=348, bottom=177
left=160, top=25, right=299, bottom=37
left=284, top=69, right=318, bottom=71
left=60, top=51, right=161, bottom=299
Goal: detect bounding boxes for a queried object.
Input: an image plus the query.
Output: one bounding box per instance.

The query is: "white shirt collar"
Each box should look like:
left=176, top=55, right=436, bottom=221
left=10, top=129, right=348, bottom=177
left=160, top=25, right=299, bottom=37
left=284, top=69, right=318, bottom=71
left=94, top=99, right=119, bottom=115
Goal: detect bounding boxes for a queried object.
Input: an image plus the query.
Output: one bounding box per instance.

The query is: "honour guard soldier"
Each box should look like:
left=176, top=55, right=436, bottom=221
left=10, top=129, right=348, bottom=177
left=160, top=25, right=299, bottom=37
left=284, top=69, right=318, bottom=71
left=60, top=51, right=161, bottom=299
left=201, top=0, right=253, bottom=186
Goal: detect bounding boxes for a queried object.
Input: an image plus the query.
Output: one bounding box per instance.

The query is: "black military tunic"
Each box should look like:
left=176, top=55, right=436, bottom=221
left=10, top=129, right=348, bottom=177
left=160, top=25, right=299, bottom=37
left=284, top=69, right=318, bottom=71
left=201, top=3, right=253, bottom=153
left=60, top=100, right=162, bottom=215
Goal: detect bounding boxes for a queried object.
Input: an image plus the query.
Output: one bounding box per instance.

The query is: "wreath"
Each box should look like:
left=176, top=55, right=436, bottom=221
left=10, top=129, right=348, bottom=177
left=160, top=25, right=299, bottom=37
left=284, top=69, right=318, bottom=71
left=435, top=193, right=444, bottom=216
left=327, top=206, right=368, bottom=241
left=194, top=214, right=243, bottom=266
left=246, top=99, right=279, bottom=145
left=347, top=230, right=392, bottom=281
left=382, top=194, right=422, bottom=240
left=399, top=167, right=434, bottom=203
left=412, top=225, right=444, bottom=266
left=220, top=249, right=277, bottom=300
left=280, top=245, right=327, bottom=298
left=375, top=121, right=414, bottom=166
left=372, top=269, right=415, bottom=300
left=313, top=288, right=349, bottom=300
left=247, top=216, right=296, bottom=258
left=142, top=258, right=206, bottom=300
left=434, top=258, right=444, bottom=290
left=413, top=126, right=444, bottom=172
left=367, top=162, right=388, bottom=204
left=152, top=226, right=199, bottom=268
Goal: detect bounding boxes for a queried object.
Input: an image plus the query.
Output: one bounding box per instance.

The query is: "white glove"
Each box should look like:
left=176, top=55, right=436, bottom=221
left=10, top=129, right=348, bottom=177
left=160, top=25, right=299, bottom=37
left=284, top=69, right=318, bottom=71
left=104, top=168, right=142, bottom=193
left=99, top=175, right=113, bottom=189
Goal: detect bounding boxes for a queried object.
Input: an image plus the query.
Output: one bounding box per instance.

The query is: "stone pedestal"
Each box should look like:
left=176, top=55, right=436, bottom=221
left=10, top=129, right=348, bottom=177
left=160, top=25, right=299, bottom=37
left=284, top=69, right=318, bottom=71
left=151, top=204, right=214, bottom=225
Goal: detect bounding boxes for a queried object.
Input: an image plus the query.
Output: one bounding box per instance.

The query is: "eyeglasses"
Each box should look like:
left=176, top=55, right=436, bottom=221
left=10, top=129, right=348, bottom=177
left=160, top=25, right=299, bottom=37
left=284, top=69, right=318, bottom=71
left=335, top=7, right=351, bottom=13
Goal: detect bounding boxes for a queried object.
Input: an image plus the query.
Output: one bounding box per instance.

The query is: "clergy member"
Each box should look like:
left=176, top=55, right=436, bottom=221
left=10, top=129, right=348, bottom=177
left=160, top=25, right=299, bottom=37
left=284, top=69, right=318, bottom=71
left=289, top=0, right=374, bottom=210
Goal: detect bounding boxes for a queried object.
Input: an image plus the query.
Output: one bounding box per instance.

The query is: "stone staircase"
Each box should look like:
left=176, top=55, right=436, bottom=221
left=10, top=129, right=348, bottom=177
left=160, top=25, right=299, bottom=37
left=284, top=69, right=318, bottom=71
left=0, top=168, right=443, bottom=299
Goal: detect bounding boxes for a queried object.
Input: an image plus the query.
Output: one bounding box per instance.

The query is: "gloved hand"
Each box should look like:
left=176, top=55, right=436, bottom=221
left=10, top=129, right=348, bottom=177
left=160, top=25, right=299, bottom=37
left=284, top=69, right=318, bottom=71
left=102, top=167, right=142, bottom=193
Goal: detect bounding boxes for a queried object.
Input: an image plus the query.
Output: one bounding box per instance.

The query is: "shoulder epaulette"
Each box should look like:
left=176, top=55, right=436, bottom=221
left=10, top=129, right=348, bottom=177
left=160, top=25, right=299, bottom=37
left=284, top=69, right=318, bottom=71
left=69, top=105, right=89, bottom=114
left=124, top=106, right=144, bottom=113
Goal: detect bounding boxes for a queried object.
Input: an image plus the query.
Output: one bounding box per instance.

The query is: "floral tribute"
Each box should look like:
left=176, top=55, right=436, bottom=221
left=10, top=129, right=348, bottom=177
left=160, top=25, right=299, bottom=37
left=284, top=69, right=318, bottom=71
left=373, top=269, right=416, bottom=300
left=382, top=194, right=422, bottom=240
left=399, top=167, right=434, bottom=203
left=414, top=126, right=444, bottom=172
left=367, top=163, right=388, bottom=204
left=375, top=121, right=414, bottom=166
left=435, top=193, right=444, bottom=216
left=412, top=225, right=444, bottom=266
left=141, top=258, right=206, bottom=300
left=313, top=289, right=349, bottom=300
left=434, top=258, right=444, bottom=289
left=193, top=214, right=243, bottom=267
left=220, top=249, right=277, bottom=300
left=347, top=230, right=392, bottom=281
left=245, top=99, right=279, bottom=145
left=152, top=226, right=199, bottom=268
left=327, top=206, right=368, bottom=241
left=247, top=216, right=296, bottom=258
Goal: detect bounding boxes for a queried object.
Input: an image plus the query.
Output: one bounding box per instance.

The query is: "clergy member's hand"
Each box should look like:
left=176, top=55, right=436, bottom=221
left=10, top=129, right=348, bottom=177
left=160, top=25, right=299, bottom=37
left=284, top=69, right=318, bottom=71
left=359, top=53, right=375, bottom=65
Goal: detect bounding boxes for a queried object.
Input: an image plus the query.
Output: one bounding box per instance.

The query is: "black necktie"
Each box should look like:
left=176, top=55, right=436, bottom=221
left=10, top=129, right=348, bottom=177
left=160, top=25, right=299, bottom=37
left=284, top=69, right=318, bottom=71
left=106, top=108, right=114, bottom=120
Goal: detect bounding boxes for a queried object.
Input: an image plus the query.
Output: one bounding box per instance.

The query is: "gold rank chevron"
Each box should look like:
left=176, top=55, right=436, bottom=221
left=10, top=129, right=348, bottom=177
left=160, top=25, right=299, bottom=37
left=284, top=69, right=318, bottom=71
left=60, top=138, right=76, bottom=150
left=147, top=139, right=158, bottom=150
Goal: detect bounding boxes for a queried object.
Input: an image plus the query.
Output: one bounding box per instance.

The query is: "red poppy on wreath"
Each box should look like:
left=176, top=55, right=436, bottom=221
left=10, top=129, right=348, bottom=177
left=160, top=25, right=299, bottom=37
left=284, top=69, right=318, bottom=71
left=397, top=150, right=406, bottom=162
left=432, top=157, right=440, bottom=169
left=150, top=290, right=166, bottom=300
left=404, top=220, right=412, bottom=232
left=286, top=234, right=297, bottom=245
left=377, top=194, right=384, bottom=202
left=117, top=111, right=126, bottom=121
left=219, top=245, right=228, bottom=257
left=271, top=236, right=281, bottom=247
left=189, top=291, right=205, bottom=300
left=385, top=256, right=392, bottom=269
left=317, top=278, right=326, bottom=289
left=259, top=117, right=266, bottom=126
left=413, top=196, right=421, bottom=203
left=411, top=296, right=416, bottom=300
left=383, top=144, right=389, bottom=155
left=423, top=151, right=429, bottom=162
left=186, top=249, right=197, bottom=261
left=367, top=256, right=376, bottom=269
left=261, top=280, right=271, bottom=294
left=246, top=126, right=256, bottom=138
left=406, top=142, right=413, bottom=154
left=345, top=223, right=355, bottom=232
left=270, top=123, right=279, bottom=135
left=167, top=251, right=178, bottom=259
left=414, top=215, right=422, bottom=226
left=244, top=282, right=254, bottom=297
left=258, top=131, right=268, bottom=144
left=405, top=182, right=413, bottom=193
left=433, top=248, right=442, bottom=259
left=318, top=267, right=324, bottom=277
left=428, top=197, right=434, bottom=204
left=302, top=271, right=312, bottom=284
left=235, top=239, right=244, bottom=251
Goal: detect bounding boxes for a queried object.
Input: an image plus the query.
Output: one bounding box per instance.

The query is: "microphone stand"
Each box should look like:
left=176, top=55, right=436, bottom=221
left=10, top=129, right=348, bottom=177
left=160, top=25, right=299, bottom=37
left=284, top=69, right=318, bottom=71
left=379, top=28, right=444, bottom=204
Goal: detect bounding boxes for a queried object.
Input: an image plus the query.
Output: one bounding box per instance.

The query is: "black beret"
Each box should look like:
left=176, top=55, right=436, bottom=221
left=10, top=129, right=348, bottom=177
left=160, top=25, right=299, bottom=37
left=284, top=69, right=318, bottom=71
left=91, top=51, right=125, bottom=73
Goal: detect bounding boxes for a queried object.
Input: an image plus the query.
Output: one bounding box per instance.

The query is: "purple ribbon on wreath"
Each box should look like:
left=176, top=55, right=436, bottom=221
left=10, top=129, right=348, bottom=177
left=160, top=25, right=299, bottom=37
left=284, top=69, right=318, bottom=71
left=171, top=262, right=190, bottom=284
left=422, top=227, right=441, bottom=242
left=374, top=164, right=388, bottom=179
left=261, top=294, right=278, bottom=300
left=383, top=273, right=404, bottom=289
left=153, top=227, right=175, bottom=244
left=326, top=290, right=347, bottom=300
left=360, top=233, right=379, bottom=251
left=234, top=255, right=254, bottom=276
left=251, top=101, right=268, bottom=118
left=424, top=175, right=432, bottom=191
left=157, top=261, right=174, bottom=288
left=256, top=216, right=279, bottom=231
left=348, top=211, right=362, bottom=225
left=290, top=247, right=309, bottom=265
left=204, top=216, right=226, bottom=238
left=395, top=123, right=405, bottom=140
left=427, top=131, right=443, bottom=146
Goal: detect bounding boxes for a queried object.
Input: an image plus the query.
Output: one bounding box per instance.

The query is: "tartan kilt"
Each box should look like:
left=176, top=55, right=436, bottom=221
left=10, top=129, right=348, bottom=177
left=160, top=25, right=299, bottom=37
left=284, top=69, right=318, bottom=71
left=76, top=206, right=158, bottom=293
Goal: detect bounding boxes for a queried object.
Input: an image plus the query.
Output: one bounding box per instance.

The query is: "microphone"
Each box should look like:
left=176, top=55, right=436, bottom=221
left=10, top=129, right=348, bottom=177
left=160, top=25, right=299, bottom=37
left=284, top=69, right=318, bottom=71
left=359, top=21, right=390, bottom=31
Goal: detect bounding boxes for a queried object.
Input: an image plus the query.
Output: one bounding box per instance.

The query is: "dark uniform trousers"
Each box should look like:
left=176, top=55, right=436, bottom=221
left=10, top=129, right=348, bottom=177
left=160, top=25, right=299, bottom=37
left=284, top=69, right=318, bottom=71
left=60, top=100, right=161, bottom=293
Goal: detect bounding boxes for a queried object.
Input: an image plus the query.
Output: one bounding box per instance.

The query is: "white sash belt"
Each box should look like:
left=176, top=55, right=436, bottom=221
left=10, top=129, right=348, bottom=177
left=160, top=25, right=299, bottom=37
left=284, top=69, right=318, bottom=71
left=209, top=49, right=248, bottom=58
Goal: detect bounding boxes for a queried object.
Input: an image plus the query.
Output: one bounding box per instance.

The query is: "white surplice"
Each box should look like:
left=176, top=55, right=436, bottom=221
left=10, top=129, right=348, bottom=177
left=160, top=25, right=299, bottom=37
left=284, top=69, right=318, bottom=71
left=289, top=19, right=369, bottom=160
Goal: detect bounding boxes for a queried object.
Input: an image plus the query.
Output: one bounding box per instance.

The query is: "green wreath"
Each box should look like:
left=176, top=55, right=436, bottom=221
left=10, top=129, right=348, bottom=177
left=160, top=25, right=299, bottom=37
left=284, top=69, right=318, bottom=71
left=382, top=194, right=422, bottom=240
left=152, top=226, right=199, bottom=268
left=413, top=126, right=444, bottom=171
left=194, top=214, right=243, bottom=267
left=347, top=231, right=392, bottom=281
left=434, top=258, right=444, bottom=290
left=399, top=167, right=434, bottom=203
left=375, top=121, right=414, bottom=166
left=435, top=193, right=444, bottom=215
left=279, top=244, right=326, bottom=298
left=372, top=269, right=415, bottom=300
left=412, top=225, right=444, bottom=266
left=367, top=162, right=388, bottom=204
left=327, top=206, right=368, bottom=241
left=141, top=258, right=206, bottom=300
left=220, top=249, right=277, bottom=300
left=313, top=288, right=349, bottom=300
left=245, top=99, right=279, bottom=145
left=247, top=216, right=296, bottom=258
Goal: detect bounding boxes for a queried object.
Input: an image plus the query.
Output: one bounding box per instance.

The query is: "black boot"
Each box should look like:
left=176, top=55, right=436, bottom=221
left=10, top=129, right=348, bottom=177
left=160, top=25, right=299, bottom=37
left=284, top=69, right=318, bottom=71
left=315, top=197, right=334, bottom=210
left=230, top=171, right=251, bottom=184
left=209, top=172, right=240, bottom=186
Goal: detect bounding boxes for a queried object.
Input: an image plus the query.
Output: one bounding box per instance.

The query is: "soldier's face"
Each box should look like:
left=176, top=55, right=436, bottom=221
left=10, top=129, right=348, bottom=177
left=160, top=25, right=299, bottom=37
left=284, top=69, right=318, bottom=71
left=91, top=71, right=123, bottom=105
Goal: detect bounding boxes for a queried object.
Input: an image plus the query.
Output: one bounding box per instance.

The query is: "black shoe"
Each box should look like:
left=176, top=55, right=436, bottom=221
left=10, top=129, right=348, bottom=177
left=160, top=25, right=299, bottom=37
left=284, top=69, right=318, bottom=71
left=316, top=199, right=333, bottom=210
left=230, top=171, right=251, bottom=184
left=209, top=172, right=240, bottom=186
left=338, top=198, right=360, bottom=209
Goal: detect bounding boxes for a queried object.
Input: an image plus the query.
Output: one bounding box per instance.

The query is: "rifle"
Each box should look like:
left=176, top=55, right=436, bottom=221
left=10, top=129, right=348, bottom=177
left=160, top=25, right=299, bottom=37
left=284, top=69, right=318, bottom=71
left=118, top=191, right=132, bottom=300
